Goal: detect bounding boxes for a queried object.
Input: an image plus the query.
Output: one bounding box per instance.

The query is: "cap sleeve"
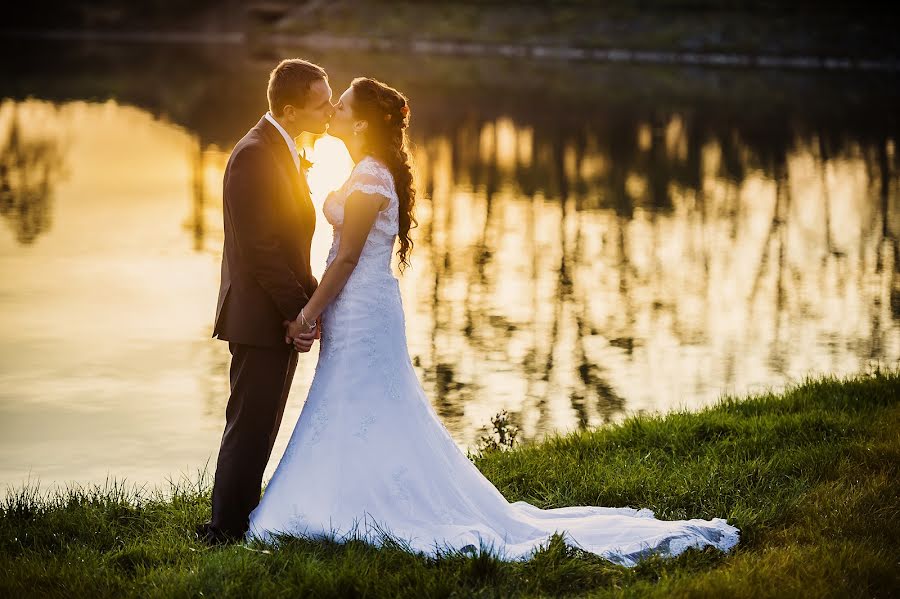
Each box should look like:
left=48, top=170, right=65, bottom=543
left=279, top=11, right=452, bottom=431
left=345, top=158, right=394, bottom=205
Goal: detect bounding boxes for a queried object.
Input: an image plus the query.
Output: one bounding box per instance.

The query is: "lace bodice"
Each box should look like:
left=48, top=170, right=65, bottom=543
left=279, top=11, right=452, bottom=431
left=322, top=156, right=399, bottom=280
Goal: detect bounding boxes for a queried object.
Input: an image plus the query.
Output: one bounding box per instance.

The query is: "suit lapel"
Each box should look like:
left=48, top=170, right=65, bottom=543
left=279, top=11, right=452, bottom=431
left=257, top=118, right=316, bottom=220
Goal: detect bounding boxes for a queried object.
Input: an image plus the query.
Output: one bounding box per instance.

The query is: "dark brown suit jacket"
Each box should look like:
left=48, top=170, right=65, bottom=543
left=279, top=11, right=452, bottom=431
left=212, top=116, right=318, bottom=347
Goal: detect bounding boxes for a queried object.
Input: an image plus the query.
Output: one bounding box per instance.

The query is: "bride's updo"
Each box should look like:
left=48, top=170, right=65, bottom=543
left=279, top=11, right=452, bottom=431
left=350, top=77, right=417, bottom=271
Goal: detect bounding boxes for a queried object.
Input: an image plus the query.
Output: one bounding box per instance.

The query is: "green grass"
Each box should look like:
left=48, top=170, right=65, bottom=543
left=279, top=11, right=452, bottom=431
left=2, top=369, right=899, bottom=597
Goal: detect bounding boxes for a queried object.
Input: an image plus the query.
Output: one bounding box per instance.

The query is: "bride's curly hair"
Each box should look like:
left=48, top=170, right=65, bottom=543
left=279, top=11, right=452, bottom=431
left=350, top=77, right=417, bottom=271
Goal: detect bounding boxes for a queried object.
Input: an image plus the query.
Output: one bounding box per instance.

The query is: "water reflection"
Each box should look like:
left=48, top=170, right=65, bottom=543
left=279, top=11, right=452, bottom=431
left=185, top=140, right=227, bottom=253
left=403, top=113, right=899, bottom=438
left=1, top=48, right=898, bottom=488
left=0, top=105, right=65, bottom=244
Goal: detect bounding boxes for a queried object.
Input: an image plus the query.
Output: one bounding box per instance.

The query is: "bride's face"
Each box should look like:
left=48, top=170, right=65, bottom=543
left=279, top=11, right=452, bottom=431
left=328, top=87, right=364, bottom=142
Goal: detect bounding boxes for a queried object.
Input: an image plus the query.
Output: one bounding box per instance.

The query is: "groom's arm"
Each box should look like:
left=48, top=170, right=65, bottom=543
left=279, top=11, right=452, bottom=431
left=226, top=145, right=308, bottom=321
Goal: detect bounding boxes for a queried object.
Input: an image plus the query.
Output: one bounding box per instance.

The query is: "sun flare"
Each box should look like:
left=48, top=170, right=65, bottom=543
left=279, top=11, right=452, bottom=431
left=303, top=135, right=354, bottom=207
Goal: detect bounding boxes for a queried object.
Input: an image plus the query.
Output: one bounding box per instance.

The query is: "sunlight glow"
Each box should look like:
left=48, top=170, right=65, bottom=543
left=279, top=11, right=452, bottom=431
left=304, top=134, right=354, bottom=206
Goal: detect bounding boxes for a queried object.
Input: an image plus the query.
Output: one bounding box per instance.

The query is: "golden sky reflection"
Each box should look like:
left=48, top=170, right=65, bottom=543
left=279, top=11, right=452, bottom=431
left=0, top=98, right=897, bottom=490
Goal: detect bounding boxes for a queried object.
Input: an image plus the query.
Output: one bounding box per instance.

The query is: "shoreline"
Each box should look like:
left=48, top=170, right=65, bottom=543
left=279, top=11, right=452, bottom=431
left=4, top=29, right=899, bottom=72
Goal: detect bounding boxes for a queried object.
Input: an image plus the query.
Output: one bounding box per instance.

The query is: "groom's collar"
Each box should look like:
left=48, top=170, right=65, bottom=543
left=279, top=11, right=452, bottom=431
left=254, top=116, right=312, bottom=198
left=263, top=112, right=301, bottom=173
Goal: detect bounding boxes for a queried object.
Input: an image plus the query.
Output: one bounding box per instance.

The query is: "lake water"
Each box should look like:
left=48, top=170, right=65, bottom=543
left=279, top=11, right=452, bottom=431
left=1, top=41, right=898, bottom=491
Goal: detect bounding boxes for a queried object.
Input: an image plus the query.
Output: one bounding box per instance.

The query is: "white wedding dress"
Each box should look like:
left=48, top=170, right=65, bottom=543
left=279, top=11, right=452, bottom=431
left=245, top=156, right=740, bottom=565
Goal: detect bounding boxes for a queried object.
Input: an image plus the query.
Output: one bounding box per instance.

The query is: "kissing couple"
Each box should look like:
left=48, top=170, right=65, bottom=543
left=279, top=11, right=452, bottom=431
left=197, top=58, right=740, bottom=565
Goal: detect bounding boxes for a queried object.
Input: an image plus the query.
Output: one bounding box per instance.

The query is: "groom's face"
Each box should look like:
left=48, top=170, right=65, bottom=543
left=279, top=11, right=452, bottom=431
left=293, top=78, right=334, bottom=136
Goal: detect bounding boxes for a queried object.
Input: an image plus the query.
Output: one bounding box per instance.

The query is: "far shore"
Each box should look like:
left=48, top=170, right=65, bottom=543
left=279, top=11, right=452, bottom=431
left=3, top=29, right=898, bottom=73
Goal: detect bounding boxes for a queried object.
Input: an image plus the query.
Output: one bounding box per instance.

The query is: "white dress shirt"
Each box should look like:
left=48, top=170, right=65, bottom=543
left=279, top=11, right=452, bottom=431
left=264, top=111, right=301, bottom=173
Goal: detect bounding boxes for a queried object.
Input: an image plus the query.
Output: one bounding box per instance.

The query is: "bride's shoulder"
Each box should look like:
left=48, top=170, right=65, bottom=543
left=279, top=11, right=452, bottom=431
left=342, top=156, right=395, bottom=203
left=352, top=155, right=391, bottom=179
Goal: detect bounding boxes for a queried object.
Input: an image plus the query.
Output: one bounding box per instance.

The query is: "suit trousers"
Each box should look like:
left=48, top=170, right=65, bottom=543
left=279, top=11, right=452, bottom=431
left=211, top=341, right=299, bottom=536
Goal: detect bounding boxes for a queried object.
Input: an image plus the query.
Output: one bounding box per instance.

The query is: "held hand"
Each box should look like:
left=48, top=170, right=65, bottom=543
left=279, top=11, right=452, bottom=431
left=292, top=330, right=316, bottom=353
left=283, top=318, right=314, bottom=345
left=288, top=317, right=314, bottom=338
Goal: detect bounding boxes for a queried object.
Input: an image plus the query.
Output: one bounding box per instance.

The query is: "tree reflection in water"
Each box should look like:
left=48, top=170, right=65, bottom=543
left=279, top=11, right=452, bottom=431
left=405, top=106, right=898, bottom=442
left=0, top=108, right=64, bottom=244
left=1, top=46, right=897, bottom=446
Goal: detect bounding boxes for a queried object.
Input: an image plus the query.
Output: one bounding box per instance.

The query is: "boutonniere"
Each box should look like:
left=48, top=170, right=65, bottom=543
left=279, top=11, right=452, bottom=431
left=298, top=149, right=313, bottom=173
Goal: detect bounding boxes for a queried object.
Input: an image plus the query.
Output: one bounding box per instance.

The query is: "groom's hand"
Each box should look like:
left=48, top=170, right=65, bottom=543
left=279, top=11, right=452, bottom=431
left=283, top=319, right=311, bottom=344
left=292, top=331, right=316, bottom=353
left=284, top=318, right=310, bottom=340
left=283, top=319, right=316, bottom=352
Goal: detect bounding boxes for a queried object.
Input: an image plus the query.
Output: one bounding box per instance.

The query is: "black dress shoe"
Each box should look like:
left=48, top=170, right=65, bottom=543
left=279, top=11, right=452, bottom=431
left=195, top=522, right=242, bottom=547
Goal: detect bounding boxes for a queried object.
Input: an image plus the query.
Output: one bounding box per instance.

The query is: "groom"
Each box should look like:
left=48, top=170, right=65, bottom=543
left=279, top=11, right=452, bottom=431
left=197, top=59, right=334, bottom=546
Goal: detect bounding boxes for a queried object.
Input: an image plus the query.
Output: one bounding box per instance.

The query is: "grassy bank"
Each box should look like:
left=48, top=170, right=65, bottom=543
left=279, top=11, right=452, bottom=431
left=2, top=370, right=899, bottom=597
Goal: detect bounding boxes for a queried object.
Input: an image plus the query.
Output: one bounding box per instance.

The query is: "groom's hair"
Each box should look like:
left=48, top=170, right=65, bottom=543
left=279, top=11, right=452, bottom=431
left=267, top=58, right=328, bottom=116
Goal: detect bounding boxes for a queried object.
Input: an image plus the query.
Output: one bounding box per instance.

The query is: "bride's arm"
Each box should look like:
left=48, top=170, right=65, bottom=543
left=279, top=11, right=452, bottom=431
left=292, top=191, right=388, bottom=336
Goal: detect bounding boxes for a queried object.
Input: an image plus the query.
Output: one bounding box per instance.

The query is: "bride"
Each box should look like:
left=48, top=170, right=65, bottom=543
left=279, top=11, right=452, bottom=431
left=245, top=77, right=740, bottom=565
